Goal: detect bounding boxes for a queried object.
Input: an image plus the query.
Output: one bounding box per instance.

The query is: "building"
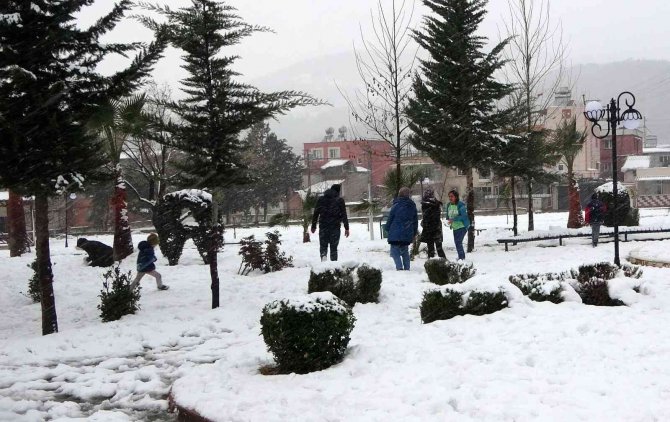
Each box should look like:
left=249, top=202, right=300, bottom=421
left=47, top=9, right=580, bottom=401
left=622, top=145, right=670, bottom=207
left=599, top=129, right=644, bottom=181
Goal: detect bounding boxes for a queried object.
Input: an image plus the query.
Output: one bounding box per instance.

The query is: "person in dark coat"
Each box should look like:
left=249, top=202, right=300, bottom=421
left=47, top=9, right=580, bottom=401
left=385, top=187, right=418, bottom=270
left=130, top=233, right=169, bottom=290
left=311, top=184, right=350, bottom=261
left=76, top=238, right=114, bottom=267
left=585, top=193, right=606, bottom=247
left=419, top=188, right=446, bottom=258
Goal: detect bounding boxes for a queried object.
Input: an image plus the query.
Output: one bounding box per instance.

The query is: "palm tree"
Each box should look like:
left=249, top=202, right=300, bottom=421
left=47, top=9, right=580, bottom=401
left=550, top=117, right=587, bottom=228
left=88, top=94, right=147, bottom=260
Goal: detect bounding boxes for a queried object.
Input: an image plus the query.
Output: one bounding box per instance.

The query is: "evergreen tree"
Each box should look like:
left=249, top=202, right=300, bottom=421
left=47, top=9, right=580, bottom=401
left=0, top=1, right=165, bottom=334
left=142, top=0, right=321, bottom=308
left=406, top=0, right=512, bottom=252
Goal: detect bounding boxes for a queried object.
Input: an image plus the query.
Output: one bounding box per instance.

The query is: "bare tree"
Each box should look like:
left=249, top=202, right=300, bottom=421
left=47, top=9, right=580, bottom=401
left=502, top=0, right=567, bottom=231
left=339, top=0, right=416, bottom=197
left=123, top=83, right=181, bottom=205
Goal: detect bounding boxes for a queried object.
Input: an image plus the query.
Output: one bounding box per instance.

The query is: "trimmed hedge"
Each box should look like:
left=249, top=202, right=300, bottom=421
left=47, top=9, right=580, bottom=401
left=509, top=273, right=564, bottom=303
left=307, top=264, right=382, bottom=306
left=260, top=293, right=355, bottom=374
left=424, top=258, right=476, bottom=285
left=420, top=288, right=508, bottom=323
left=569, top=262, right=642, bottom=306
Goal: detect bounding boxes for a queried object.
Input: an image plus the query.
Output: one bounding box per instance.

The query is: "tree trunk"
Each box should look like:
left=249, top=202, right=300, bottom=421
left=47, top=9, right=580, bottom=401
left=7, top=190, right=28, bottom=257
left=148, top=179, right=155, bottom=202
left=511, top=176, right=518, bottom=236
left=112, top=170, right=134, bottom=261
left=209, top=193, right=222, bottom=309
left=527, top=179, right=534, bottom=231
left=566, top=164, right=583, bottom=228
left=34, top=194, right=58, bottom=335
left=395, top=148, right=402, bottom=198
left=466, top=168, right=475, bottom=253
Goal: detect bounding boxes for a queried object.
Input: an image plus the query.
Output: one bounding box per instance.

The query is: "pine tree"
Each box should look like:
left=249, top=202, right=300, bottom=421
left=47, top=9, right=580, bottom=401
left=141, top=0, right=321, bottom=308
left=7, top=190, right=29, bottom=257
left=406, top=0, right=512, bottom=252
left=0, top=1, right=165, bottom=335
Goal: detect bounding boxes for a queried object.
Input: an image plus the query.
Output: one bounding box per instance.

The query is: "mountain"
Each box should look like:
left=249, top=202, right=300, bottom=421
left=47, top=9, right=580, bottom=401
left=253, top=55, right=670, bottom=151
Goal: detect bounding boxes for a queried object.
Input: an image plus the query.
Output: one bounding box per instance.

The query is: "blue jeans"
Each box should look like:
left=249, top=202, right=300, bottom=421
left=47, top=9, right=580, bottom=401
left=453, top=228, right=467, bottom=260
left=390, top=244, right=410, bottom=270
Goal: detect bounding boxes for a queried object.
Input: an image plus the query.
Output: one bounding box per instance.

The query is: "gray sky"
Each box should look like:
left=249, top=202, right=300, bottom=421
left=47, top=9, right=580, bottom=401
left=79, top=0, right=670, bottom=143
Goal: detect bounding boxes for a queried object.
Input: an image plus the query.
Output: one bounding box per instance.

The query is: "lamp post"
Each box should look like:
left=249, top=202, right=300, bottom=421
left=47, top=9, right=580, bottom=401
left=583, top=92, right=642, bottom=266
left=64, top=192, right=77, bottom=247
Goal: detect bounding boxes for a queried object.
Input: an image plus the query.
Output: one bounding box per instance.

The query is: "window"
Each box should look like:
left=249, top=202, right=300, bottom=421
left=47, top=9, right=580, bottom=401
left=357, top=157, right=362, bottom=164
left=660, top=156, right=670, bottom=166
left=604, top=139, right=612, bottom=149
left=603, top=162, right=611, bottom=171
left=562, top=109, right=572, bottom=119
left=656, top=181, right=663, bottom=195
left=457, top=168, right=466, bottom=177
left=310, top=148, right=323, bottom=160
left=558, top=164, right=565, bottom=171
left=328, top=147, right=340, bottom=159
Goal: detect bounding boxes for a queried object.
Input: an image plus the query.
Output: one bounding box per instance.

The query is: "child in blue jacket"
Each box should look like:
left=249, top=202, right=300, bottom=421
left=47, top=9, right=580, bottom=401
left=130, top=233, right=169, bottom=290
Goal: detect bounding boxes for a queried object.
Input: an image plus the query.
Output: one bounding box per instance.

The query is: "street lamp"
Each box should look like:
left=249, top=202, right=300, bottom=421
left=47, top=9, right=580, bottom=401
left=583, top=92, right=642, bottom=266
left=64, top=192, right=77, bottom=247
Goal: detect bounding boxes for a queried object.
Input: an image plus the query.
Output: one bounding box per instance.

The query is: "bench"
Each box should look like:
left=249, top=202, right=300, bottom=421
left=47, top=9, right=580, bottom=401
left=497, top=227, right=670, bottom=252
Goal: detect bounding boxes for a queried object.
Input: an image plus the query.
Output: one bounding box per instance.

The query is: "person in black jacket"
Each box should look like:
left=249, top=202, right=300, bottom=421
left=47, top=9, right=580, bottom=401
left=419, top=188, right=446, bottom=258
left=585, top=193, right=606, bottom=247
left=130, top=233, right=169, bottom=290
left=76, top=237, right=114, bottom=267
left=311, top=184, right=350, bottom=261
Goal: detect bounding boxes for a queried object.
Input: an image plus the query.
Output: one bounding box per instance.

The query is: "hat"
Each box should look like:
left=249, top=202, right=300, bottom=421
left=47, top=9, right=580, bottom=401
left=423, top=188, right=434, bottom=200
left=331, top=184, right=341, bottom=194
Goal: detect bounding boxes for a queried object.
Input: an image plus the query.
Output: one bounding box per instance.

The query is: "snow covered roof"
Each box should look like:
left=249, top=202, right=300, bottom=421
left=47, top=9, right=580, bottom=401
left=638, top=176, right=670, bottom=181
left=356, top=166, right=370, bottom=172
left=296, top=180, right=345, bottom=200
left=643, top=146, right=670, bottom=154
left=621, top=155, right=650, bottom=171
left=0, top=191, right=8, bottom=201
left=321, top=159, right=350, bottom=169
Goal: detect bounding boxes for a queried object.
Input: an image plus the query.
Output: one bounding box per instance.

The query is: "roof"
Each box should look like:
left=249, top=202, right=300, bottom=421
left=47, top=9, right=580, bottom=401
left=638, top=176, right=670, bottom=181
left=356, top=166, right=369, bottom=172
left=621, top=155, right=650, bottom=171
left=297, top=180, right=345, bottom=200
left=320, top=159, right=350, bottom=169
left=643, top=146, right=670, bottom=154
left=596, top=181, right=628, bottom=194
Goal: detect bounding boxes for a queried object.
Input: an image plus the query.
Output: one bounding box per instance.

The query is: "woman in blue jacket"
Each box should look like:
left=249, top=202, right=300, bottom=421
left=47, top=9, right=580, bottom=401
left=384, top=187, right=418, bottom=270
left=445, top=190, right=470, bottom=260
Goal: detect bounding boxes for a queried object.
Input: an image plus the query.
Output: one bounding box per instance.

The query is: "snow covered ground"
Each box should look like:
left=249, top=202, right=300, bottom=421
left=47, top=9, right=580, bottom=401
left=2, top=209, right=670, bottom=421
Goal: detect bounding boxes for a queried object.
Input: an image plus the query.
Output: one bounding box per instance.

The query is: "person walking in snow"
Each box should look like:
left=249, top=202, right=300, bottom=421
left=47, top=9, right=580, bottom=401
left=445, top=189, right=470, bottom=261
left=311, top=184, right=350, bottom=261
left=419, top=188, right=446, bottom=259
left=585, top=193, right=606, bottom=247
left=385, top=187, right=418, bottom=270
left=131, top=233, right=169, bottom=291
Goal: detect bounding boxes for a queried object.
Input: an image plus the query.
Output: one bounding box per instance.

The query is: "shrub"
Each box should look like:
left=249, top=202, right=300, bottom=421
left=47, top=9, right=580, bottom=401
left=26, top=259, right=41, bottom=303
left=263, top=231, right=293, bottom=273
left=509, top=273, right=564, bottom=303
left=621, top=264, right=643, bottom=279
left=238, top=231, right=293, bottom=275
left=420, top=288, right=508, bottom=323
left=424, top=258, right=476, bottom=285
left=98, top=265, right=141, bottom=322
left=268, top=213, right=290, bottom=228
left=573, top=278, right=624, bottom=306
left=420, top=289, right=464, bottom=323
left=571, top=262, right=618, bottom=283
left=464, top=290, right=508, bottom=315
left=308, top=267, right=357, bottom=306
left=260, top=292, right=355, bottom=374
left=307, top=264, right=383, bottom=306
left=594, top=189, right=634, bottom=227
left=355, top=265, right=383, bottom=304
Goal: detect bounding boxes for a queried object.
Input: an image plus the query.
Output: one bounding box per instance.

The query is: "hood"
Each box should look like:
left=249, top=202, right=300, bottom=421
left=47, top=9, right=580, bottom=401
left=323, top=188, right=338, bottom=199
left=394, top=196, right=415, bottom=207
left=138, top=240, right=152, bottom=250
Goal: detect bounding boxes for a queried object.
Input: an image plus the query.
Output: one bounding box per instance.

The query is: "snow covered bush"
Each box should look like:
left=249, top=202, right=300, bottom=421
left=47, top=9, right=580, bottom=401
left=307, top=263, right=383, bottom=306
left=238, top=231, right=293, bottom=275
left=354, top=264, right=383, bottom=304
left=260, top=292, right=356, bottom=374
left=98, top=265, right=141, bottom=322
left=25, top=259, right=40, bottom=303
left=594, top=186, right=637, bottom=227
left=420, top=288, right=508, bottom=323
left=509, top=273, right=565, bottom=303
left=424, top=258, right=476, bottom=285
left=568, top=262, right=642, bottom=306
left=268, top=213, right=290, bottom=228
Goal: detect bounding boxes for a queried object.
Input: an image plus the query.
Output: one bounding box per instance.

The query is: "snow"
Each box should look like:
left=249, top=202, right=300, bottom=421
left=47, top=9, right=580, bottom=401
left=2, top=209, right=670, bottom=420
left=264, top=292, right=348, bottom=315
left=356, top=166, right=370, bottom=172
left=0, top=13, right=21, bottom=25
left=629, top=245, right=670, bottom=264
left=638, top=176, right=670, bottom=181
left=621, top=155, right=650, bottom=171
left=0, top=191, right=7, bottom=201
left=320, top=159, right=350, bottom=169
left=297, top=179, right=344, bottom=199
left=596, top=181, right=628, bottom=195
left=164, top=189, right=212, bottom=204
